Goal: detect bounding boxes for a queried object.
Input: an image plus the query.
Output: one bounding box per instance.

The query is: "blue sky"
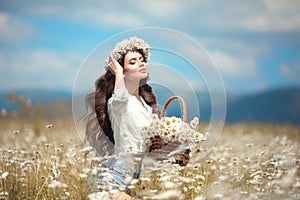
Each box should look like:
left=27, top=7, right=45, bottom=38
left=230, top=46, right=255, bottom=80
left=0, top=0, right=300, bottom=95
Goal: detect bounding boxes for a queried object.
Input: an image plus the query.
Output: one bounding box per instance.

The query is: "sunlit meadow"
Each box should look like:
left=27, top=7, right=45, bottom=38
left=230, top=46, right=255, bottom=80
left=0, top=114, right=299, bottom=199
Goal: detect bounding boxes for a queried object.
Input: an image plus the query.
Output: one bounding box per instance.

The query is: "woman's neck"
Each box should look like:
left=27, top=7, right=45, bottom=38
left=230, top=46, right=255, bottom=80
left=125, top=78, right=140, bottom=97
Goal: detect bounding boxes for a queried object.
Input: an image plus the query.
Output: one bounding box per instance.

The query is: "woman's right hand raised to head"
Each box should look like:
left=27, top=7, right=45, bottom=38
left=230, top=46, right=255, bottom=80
left=108, top=53, right=123, bottom=76
left=109, top=52, right=126, bottom=91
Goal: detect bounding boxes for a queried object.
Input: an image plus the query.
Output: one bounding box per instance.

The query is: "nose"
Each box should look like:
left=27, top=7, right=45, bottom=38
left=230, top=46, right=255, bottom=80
left=139, top=60, right=145, bottom=67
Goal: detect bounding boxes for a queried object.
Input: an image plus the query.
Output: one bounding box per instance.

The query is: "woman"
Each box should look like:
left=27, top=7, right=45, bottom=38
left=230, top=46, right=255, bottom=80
left=85, top=37, right=159, bottom=199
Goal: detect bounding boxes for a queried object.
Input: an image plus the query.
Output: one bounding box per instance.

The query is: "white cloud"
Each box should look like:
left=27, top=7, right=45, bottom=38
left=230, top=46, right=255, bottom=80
left=197, top=36, right=271, bottom=57
left=0, top=1, right=147, bottom=28
left=236, top=6, right=300, bottom=32
left=0, top=50, right=84, bottom=89
left=0, top=50, right=78, bottom=71
left=209, top=51, right=257, bottom=79
left=280, top=62, right=300, bottom=83
left=92, top=12, right=145, bottom=27
left=258, top=1, right=300, bottom=32
left=136, top=1, right=182, bottom=19
left=0, top=12, right=35, bottom=43
left=173, top=39, right=257, bottom=80
left=2, top=0, right=300, bottom=33
left=256, top=82, right=268, bottom=93
left=0, top=0, right=299, bottom=93
left=173, top=0, right=300, bottom=34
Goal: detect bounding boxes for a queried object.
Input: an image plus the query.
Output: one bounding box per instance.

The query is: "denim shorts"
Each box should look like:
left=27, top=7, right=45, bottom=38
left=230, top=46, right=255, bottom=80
left=87, top=154, right=141, bottom=194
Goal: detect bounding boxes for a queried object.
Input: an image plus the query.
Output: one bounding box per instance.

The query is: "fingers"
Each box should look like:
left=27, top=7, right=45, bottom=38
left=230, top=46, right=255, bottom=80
left=107, top=52, right=123, bottom=75
left=112, top=192, right=132, bottom=200
left=108, top=53, right=117, bottom=66
left=109, top=52, right=117, bottom=64
left=107, top=63, right=115, bottom=75
left=107, top=52, right=116, bottom=74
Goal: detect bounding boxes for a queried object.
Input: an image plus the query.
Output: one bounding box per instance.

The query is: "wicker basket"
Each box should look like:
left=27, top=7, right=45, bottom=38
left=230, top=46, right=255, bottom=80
left=148, top=95, right=191, bottom=166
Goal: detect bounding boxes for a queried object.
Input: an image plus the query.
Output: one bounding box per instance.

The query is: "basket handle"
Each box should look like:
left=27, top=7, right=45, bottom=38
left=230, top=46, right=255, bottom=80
left=160, top=95, right=187, bottom=122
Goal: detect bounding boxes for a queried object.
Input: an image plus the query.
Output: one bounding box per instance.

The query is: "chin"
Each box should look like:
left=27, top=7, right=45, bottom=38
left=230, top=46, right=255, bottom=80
left=141, top=75, right=148, bottom=80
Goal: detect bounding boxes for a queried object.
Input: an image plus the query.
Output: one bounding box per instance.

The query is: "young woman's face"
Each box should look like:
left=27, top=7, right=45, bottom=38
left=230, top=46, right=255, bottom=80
left=123, top=51, right=148, bottom=81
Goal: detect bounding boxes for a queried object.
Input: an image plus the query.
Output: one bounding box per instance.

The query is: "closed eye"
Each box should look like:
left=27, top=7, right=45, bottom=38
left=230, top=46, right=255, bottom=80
left=127, top=55, right=145, bottom=65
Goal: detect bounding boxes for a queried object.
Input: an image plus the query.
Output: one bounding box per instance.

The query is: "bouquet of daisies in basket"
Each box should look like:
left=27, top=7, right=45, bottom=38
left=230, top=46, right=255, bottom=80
left=142, top=96, right=207, bottom=166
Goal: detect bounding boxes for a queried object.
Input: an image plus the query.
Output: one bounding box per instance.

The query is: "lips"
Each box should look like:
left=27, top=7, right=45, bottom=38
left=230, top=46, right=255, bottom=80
left=138, top=66, right=147, bottom=72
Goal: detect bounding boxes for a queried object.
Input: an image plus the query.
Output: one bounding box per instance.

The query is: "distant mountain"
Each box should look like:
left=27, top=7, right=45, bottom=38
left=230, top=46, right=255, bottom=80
left=226, top=87, right=300, bottom=124
left=0, top=89, right=73, bottom=120
left=0, top=89, right=72, bottom=110
left=1, top=87, right=300, bottom=124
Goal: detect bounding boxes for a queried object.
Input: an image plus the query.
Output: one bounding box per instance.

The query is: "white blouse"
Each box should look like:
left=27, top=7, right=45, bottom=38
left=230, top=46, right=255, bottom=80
left=107, top=87, right=152, bottom=154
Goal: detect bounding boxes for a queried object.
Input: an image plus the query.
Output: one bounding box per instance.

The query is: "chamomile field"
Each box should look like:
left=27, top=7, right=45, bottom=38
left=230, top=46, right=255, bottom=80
left=0, top=119, right=299, bottom=199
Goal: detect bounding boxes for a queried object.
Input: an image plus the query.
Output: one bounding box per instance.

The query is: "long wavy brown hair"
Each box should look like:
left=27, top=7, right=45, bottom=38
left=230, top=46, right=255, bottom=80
left=85, top=49, right=159, bottom=154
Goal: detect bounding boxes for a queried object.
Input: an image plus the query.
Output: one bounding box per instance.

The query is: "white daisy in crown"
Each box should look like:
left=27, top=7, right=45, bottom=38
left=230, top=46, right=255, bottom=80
left=106, top=36, right=151, bottom=66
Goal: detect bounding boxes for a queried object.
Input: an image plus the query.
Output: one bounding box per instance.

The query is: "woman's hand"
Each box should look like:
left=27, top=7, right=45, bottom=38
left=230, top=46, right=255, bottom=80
left=112, top=191, right=133, bottom=200
left=108, top=53, right=123, bottom=76
left=108, top=52, right=126, bottom=91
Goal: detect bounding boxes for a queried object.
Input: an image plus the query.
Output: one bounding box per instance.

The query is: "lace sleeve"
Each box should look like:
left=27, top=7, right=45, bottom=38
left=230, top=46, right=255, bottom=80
left=107, top=87, right=129, bottom=114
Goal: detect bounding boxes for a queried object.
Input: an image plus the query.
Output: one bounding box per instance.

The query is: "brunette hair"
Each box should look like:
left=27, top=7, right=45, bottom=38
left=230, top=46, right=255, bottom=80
left=85, top=50, right=159, bottom=152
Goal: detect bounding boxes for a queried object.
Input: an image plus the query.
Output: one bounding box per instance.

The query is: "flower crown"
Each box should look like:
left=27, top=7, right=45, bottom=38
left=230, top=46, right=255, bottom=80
left=106, top=36, right=150, bottom=65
